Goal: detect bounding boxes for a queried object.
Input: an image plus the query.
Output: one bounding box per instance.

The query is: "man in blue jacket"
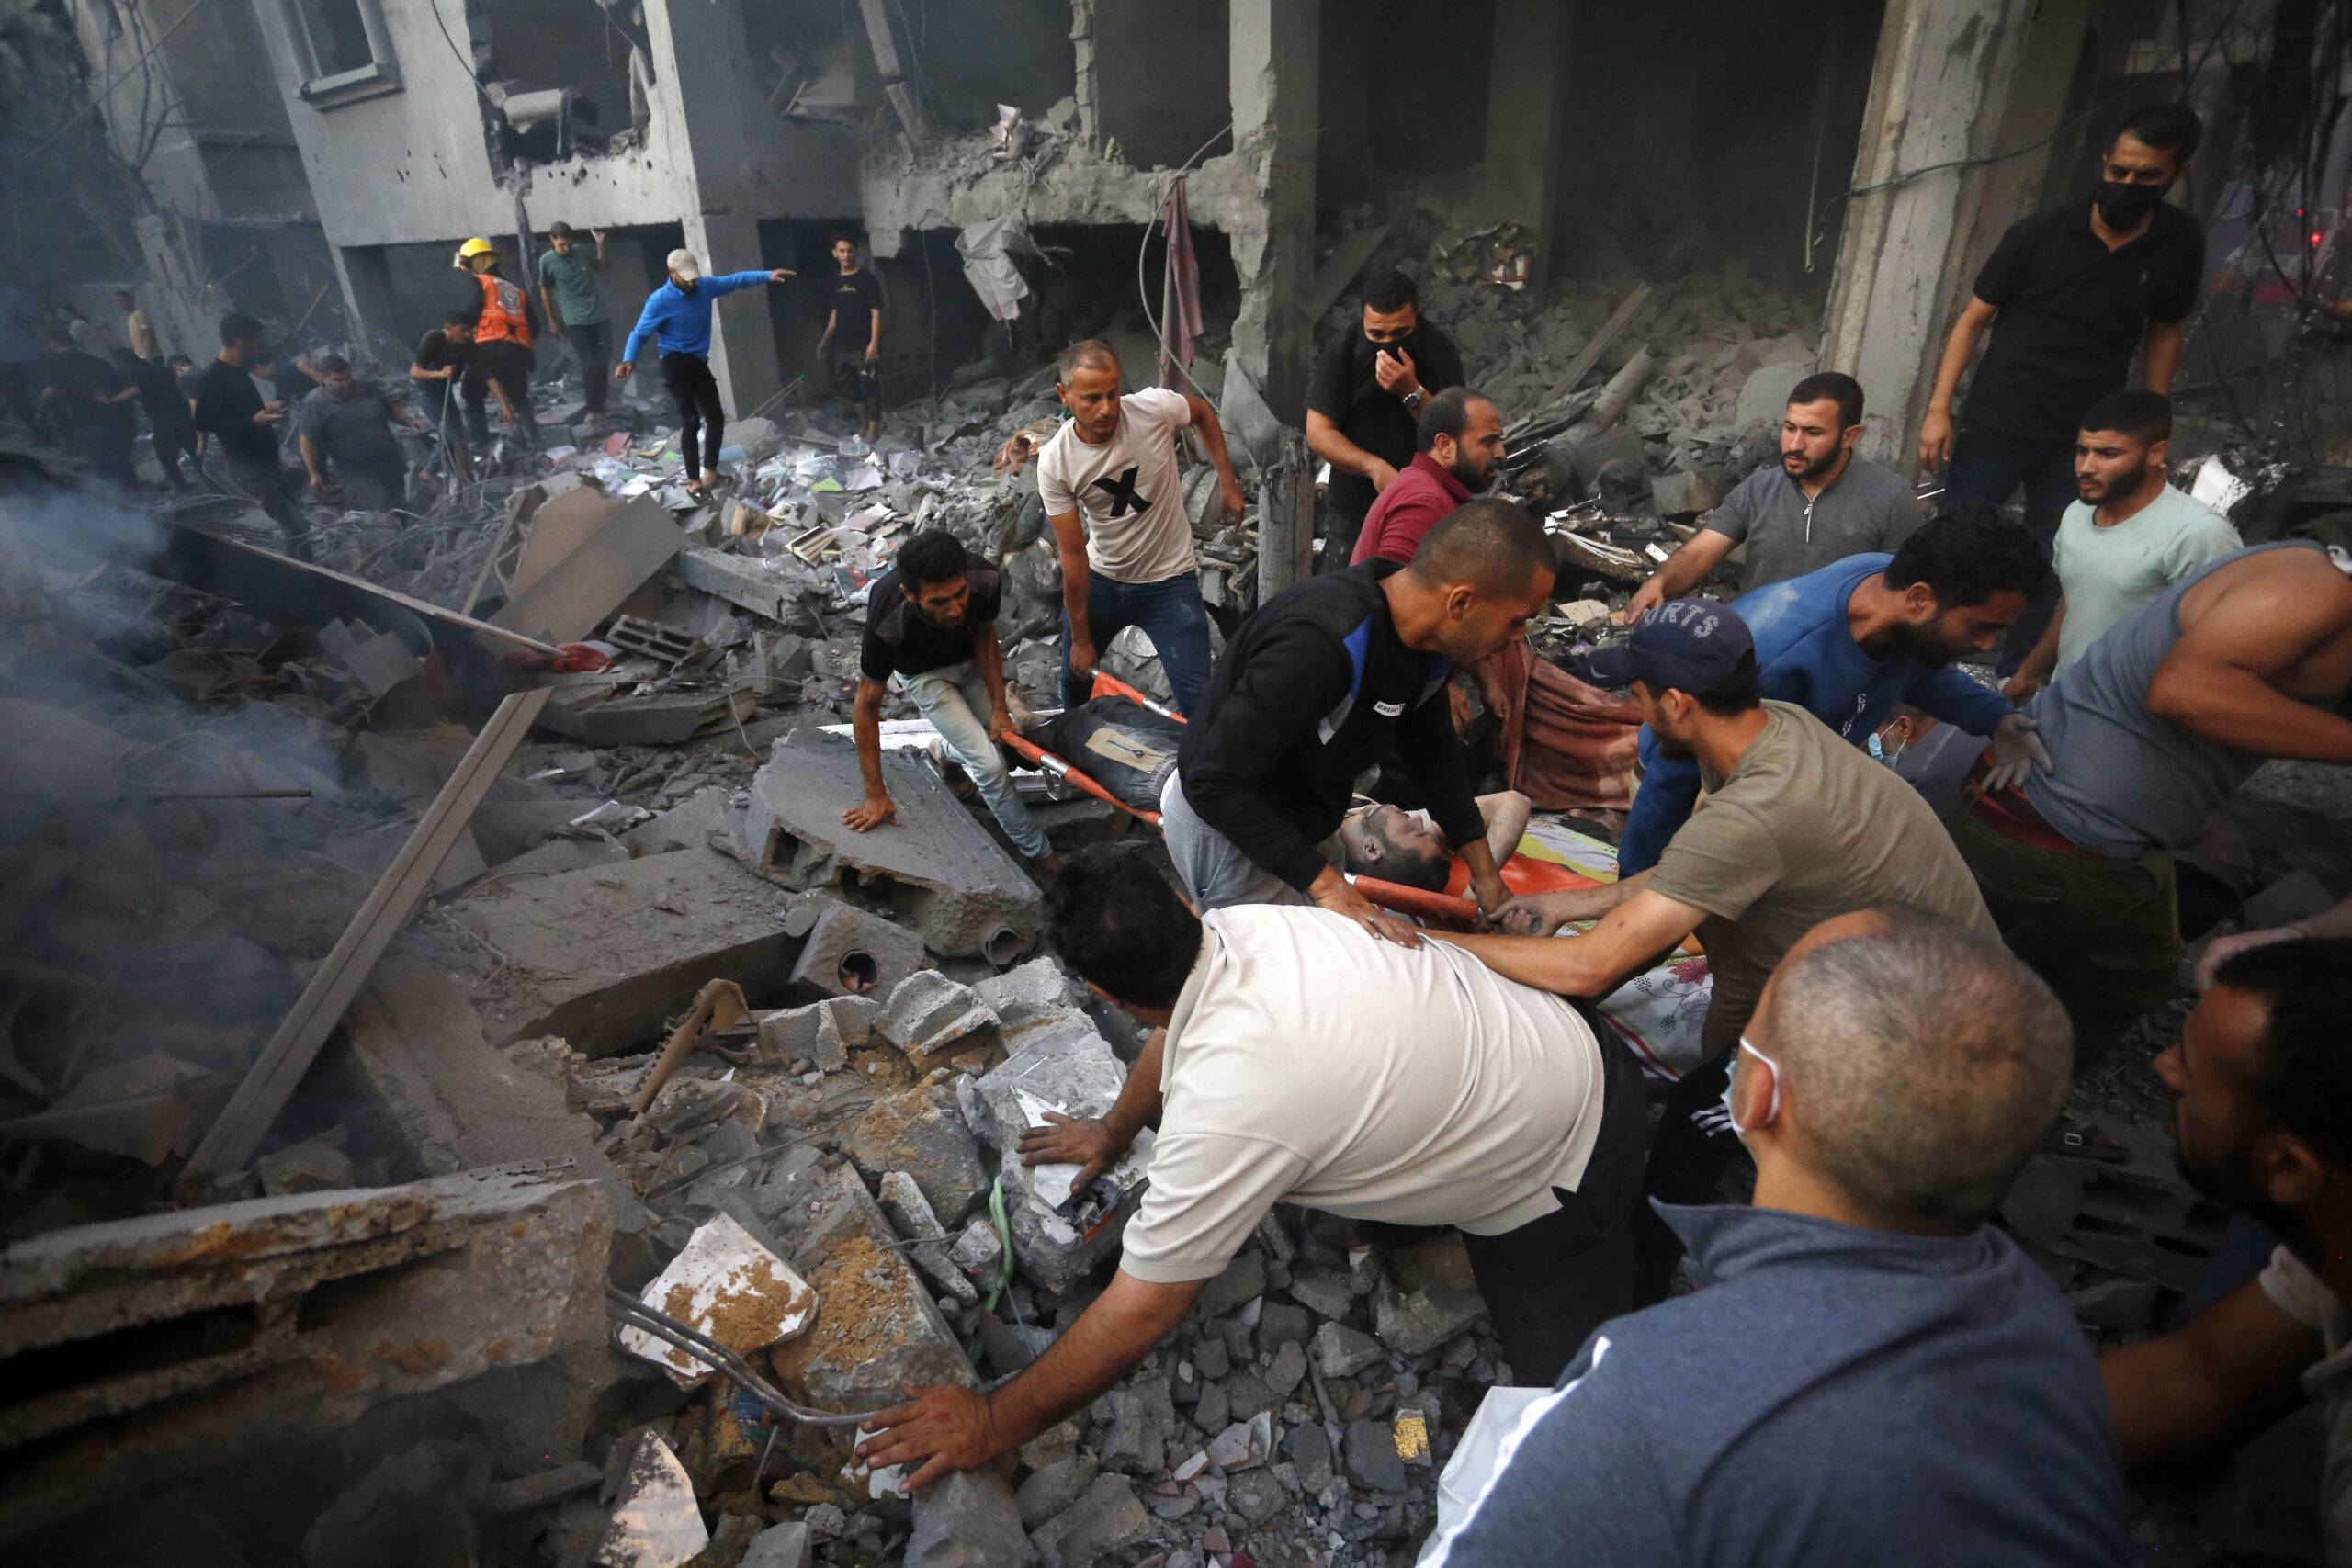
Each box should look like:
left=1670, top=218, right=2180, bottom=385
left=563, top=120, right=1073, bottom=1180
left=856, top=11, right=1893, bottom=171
left=1608, top=506, right=2055, bottom=876
left=616, top=247, right=794, bottom=499
left=1427, top=906, right=2131, bottom=1568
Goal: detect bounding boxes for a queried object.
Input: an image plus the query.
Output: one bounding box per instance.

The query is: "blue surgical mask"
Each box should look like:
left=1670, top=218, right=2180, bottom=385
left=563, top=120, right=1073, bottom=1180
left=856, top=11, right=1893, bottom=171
left=1723, top=1036, right=1781, bottom=1140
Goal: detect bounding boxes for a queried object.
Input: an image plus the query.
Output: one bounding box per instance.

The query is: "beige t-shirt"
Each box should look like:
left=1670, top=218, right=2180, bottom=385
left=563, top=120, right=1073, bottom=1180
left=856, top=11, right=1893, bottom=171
left=1648, top=701, right=1996, bottom=1055
left=2258, top=1244, right=2352, bottom=1563
left=1119, top=905, right=1609, bottom=1285
left=1035, top=387, right=1197, bottom=584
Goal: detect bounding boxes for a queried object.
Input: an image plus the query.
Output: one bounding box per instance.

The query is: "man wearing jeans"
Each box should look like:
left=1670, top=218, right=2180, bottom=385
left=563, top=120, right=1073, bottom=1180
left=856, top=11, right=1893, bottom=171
left=843, top=530, right=1058, bottom=870
left=1017, top=339, right=1247, bottom=716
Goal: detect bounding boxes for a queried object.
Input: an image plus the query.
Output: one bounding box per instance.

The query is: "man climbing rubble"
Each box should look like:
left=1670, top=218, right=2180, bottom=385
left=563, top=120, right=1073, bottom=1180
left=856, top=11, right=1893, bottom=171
left=842, top=528, right=1061, bottom=873
left=815, top=232, right=884, bottom=444
left=536, top=221, right=611, bottom=423
left=295, top=354, right=426, bottom=513
left=1159, top=499, right=1551, bottom=924
left=189, top=310, right=308, bottom=560
left=450, top=236, right=542, bottom=449
left=616, top=248, right=795, bottom=504
left=1306, top=269, right=1467, bottom=574
left=1614, top=507, right=2055, bottom=875
left=1621, top=372, right=1925, bottom=618
left=995, top=338, right=1246, bottom=718
left=1430, top=908, right=2131, bottom=1567
left=856, top=847, right=1651, bottom=1489
left=1453, top=598, right=1996, bottom=1303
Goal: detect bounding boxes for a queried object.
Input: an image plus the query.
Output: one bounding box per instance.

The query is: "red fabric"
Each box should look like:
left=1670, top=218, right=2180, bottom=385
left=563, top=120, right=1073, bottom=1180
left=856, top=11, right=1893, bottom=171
left=1350, top=453, right=1473, bottom=566
left=1483, top=643, right=1643, bottom=813
left=1158, top=176, right=1203, bottom=389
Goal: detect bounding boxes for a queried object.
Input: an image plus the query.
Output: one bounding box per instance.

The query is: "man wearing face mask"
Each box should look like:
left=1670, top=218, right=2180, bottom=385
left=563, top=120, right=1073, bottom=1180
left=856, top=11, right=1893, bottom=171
left=1917, top=104, right=2207, bottom=677
left=1350, top=388, right=1505, bottom=566
left=1306, top=270, right=1467, bottom=574
left=1442, top=599, right=1995, bottom=1302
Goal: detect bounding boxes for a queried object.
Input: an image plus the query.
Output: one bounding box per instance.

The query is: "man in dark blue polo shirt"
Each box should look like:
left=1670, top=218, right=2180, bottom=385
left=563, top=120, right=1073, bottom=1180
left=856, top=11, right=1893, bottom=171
left=1917, top=104, right=2206, bottom=675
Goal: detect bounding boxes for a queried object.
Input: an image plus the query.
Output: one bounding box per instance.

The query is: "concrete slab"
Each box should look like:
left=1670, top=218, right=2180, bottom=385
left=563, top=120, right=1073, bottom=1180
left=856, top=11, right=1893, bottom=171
left=458, top=846, right=805, bottom=1054
left=970, top=1017, right=1155, bottom=1292
left=780, top=892, right=929, bottom=1001
left=741, top=731, right=1044, bottom=961
left=494, top=495, right=688, bottom=645
left=769, top=1167, right=974, bottom=1409
left=676, top=547, right=828, bottom=627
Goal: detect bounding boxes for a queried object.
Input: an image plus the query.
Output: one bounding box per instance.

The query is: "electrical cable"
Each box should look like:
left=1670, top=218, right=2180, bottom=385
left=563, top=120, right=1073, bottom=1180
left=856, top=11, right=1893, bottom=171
left=606, top=1283, right=884, bottom=1427
left=1136, top=121, right=1237, bottom=403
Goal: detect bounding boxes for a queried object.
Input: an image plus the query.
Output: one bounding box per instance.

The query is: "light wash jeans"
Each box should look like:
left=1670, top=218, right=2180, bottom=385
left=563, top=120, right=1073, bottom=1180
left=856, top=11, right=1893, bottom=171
left=894, top=660, right=1051, bottom=860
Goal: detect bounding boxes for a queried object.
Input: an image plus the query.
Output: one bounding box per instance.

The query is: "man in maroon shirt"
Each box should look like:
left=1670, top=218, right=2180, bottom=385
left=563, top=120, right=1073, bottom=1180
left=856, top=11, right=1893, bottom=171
left=1351, top=388, right=1506, bottom=567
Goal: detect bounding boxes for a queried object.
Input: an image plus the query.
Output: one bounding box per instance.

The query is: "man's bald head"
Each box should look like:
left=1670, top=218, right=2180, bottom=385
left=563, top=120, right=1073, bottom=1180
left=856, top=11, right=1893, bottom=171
left=1753, top=906, right=2072, bottom=1226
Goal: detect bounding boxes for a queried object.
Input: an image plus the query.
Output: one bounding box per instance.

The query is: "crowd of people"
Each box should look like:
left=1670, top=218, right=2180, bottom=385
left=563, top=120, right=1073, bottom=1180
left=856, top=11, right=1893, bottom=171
left=839, top=102, right=2352, bottom=1565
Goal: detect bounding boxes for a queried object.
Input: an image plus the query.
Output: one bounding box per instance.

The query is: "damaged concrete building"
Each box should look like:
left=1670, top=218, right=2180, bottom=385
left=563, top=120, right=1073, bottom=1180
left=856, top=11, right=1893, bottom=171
left=5, top=0, right=2351, bottom=1564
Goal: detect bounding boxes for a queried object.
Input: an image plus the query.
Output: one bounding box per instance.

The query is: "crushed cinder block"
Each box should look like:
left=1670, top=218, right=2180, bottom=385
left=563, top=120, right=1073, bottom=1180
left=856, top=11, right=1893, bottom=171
left=971, top=1018, right=1154, bottom=1292
left=741, top=730, right=1044, bottom=961
left=770, top=1167, right=973, bottom=1409
left=839, top=1080, right=987, bottom=1224
left=874, top=971, right=1000, bottom=1065
left=781, top=892, right=929, bottom=1002
left=594, top=1431, right=707, bottom=1568
left=618, top=1212, right=817, bottom=1388
left=877, top=1170, right=980, bottom=1307
left=972, top=955, right=1086, bottom=1030
left=458, top=846, right=809, bottom=1053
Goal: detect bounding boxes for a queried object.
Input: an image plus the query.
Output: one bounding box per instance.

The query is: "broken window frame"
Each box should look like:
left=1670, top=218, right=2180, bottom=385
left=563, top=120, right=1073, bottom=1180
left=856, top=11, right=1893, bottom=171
left=281, top=0, right=403, bottom=108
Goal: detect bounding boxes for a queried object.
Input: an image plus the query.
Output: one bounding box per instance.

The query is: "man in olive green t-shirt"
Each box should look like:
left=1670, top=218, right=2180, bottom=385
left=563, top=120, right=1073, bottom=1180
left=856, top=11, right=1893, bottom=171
left=537, top=221, right=609, bottom=417
left=1441, top=598, right=1993, bottom=1301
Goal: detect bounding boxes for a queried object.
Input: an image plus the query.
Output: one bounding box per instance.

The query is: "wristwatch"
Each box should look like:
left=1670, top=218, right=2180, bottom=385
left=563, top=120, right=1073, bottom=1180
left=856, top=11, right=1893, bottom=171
left=1401, top=388, right=1426, bottom=412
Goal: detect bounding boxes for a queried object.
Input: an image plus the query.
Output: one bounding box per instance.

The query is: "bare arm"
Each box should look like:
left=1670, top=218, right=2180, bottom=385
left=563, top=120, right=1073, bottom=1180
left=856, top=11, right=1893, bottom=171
left=2145, top=572, right=2352, bottom=763
left=972, top=622, right=1013, bottom=737
left=2005, top=599, right=2066, bottom=700
left=1494, top=867, right=1655, bottom=934
left=1622, top=531, right=1737, bottom=622
left=2143, top=319, right=2187, bottom=394
left=1476, top=790, right=1532, bottom=866
left=299, top=433, right=325, bottom=485
left=842, top=677, right=897, bottom=830
left=867, top=306, right=883, bottom=357
left=1918, top=296, right=1998, bottom=473
left=817, top=306, right=837, bottom=352
left=1183, top=393, right=1248, bottom=524
left=1306, top=407, right=1396, bottom=491
left=538, top=288, right=563, bottom=337
left=1049, top=509, right=1096, bottom=676
left=1439, top=885, right=1701, bottom=997
left=2101, top=1278, right=2323, bottom=1470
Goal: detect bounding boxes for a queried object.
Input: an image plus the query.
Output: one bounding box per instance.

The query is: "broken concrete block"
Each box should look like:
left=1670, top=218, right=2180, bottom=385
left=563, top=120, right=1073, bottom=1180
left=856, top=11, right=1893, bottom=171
left=874, top=971, right=1000, bottom=1065
left=840, top=1082, right=987, bottom=1224
left=1374, top=1280, right=1487, bottom=1356
left=1649, top=468, right=1725, bottom=517
left=676, top=547, right=826, bottom=626
left=971, top=1019, right=1156, bottom=1292
left=1343, top=1418, right=1408, bottom=1493
left=973, top=955, right=1086, bottom=1029
left=1016, top=1455, right=1098, bottom=1530
left=741, top=1521, right=811, bottom=1568
left=781, top=891, right=930, bottom=1001
left=1736, top=360, right=1813, bottom=431
left=770, top=1167, right=973, bottom=1409
left=595, top=1431, right=708, bottom=1568
left=618, top=1212, right=818, bottom=1388
left=1032, top=1472, right=1149, bottom=1568
left=1194, top=1251, right=1266, bottom=1320
left=948, top=1217, right=1003, bottom=1288
left=458, top=847, right=808, bottom=1053
left=877, top=1170, right=980, bottom=1307
left=728, top=416, right=785, bottom=463
left=1313, top=1321, right=1383, bottom=1378
left=741, top=730, right=1043, bottom=961
left=907, top=1468, right=1039, bottom=1568
left=256, top=1131, right=354, bottom=1196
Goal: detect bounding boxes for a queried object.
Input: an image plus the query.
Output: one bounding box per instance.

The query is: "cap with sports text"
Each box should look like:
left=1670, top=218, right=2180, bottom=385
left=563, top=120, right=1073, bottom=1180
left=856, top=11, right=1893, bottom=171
left=1585, top=597, right=1757, bottom=695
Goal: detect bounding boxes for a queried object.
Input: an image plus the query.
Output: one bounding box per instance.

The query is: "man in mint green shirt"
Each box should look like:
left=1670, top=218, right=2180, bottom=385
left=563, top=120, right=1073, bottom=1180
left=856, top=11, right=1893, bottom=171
left=2005, top=389, right=2238, bottom=699
left=537, top=221, right=610, bottom=417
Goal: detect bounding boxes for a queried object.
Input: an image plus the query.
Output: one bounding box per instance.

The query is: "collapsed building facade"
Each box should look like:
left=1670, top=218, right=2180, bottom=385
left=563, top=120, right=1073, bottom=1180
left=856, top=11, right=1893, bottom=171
left=4, top=0, right=2351, bottom=1565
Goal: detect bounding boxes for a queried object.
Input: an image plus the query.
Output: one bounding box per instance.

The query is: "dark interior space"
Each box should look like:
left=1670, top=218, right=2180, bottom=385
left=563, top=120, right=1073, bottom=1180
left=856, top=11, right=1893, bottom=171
left=1317, top=0, right=1498, bottom=210
left=878, top=0, right=1078, bottom=134
left=1093, top=1, right=1233, bottom=170
left=476, top=0, right=638, bottom=146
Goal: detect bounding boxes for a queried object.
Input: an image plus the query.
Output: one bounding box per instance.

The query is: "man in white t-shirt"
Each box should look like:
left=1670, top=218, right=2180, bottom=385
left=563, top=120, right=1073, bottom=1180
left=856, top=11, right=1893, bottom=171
left=854, top=847, right=1649, bottom=1493
left=2102, top=936, right=2352, bottom=1562
left=2004, top=389, right=2238, bottom=699
left=998, top=340, right=1247, bottom=716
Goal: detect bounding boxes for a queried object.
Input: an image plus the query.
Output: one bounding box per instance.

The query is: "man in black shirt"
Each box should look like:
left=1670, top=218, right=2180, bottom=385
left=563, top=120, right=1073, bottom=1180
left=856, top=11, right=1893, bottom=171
left=410, top=308, right=477, bottom=482
left=1162, top=498, right=1552, bottom=935
left=844, top=529, right=1057, bottom=868
left=817, top=234, right=884, bottom=443
left=1918, top=104, right=2206, bottom=674
left=191, top=310, right=308, bottom=559
left=39, top=328, right=138, bottom=489
left=115, top=347, right=197, bottom=491
left=1306, top=269, right=1467, bottom=575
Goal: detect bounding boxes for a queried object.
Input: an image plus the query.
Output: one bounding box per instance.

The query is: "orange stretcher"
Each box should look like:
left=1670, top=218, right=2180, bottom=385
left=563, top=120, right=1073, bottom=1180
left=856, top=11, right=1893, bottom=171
left=1002, top=675, right=1602, bottom=930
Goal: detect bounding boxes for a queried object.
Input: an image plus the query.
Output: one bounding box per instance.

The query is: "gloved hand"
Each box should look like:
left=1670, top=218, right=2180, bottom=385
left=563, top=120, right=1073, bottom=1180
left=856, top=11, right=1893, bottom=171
left=1983, top=711, right=2054, bottom=794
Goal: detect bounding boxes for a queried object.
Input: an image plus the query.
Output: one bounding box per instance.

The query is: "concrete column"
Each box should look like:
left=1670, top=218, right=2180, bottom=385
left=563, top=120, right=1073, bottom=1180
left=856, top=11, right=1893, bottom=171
left=1817, top=0, right=2036, bottom=468
left=328, top=243, right=402, bottom=364
left=1479, top=0, right=1569, bottom=290
left=642, top=0, right=784, bottom=415
left=1227, top=0, right=1318, bottom=426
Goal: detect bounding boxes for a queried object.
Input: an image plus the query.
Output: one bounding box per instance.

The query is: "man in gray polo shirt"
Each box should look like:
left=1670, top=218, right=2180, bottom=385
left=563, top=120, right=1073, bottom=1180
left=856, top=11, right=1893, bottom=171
left=1622, top=371, right=1923, bottom=621
left=856, top=847, right=1650, bottom=1493
left=294, top=354, right=423, bottom=512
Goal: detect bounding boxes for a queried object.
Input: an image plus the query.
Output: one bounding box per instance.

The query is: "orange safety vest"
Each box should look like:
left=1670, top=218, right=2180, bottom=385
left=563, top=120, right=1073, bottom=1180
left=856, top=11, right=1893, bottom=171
left=471, top=272, right=533, bottom=348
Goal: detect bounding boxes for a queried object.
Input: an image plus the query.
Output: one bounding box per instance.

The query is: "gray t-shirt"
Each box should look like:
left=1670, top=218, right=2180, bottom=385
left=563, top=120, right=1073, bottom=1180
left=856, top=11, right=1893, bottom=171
left=294, top=383, right=403, bottom=474
left=2026, top=541, right=2331, bottom=858
left=1700, top=455, right=1924, bottom=594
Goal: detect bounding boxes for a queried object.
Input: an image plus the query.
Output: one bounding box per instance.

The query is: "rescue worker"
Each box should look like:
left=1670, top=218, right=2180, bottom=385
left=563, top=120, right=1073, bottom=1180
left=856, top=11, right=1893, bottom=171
left=451, top=236, right=540, bottom=447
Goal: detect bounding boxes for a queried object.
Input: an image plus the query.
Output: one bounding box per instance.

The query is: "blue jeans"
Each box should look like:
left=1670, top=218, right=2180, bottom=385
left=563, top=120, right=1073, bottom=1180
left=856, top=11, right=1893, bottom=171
left=894, top=660, right=1052, bottom=860
left=1942, top=424, right=2078, bottom=676
left=1061, top=569, right=1215, bottom=717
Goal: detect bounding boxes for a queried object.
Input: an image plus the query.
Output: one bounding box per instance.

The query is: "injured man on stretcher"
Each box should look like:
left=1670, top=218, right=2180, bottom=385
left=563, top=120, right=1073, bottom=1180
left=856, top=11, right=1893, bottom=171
left=1333, top=791, right=1532, bottom=893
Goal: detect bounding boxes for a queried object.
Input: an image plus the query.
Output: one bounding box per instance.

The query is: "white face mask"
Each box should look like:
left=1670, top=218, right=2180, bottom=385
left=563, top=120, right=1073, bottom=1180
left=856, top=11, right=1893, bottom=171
left=1723, top=1036, right=1781, bottom=1141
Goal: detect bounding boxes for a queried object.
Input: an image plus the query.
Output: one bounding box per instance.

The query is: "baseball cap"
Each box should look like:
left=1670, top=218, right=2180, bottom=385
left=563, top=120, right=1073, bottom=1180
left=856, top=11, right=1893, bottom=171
left=666, top=248, right=702, bottom=280
left=1586, top=597, right=1757, bottom=695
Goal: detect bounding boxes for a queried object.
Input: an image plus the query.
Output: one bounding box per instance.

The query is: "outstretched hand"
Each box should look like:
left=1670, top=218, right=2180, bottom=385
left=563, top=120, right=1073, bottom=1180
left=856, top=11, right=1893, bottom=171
left=856, top=1380, right=1002, bottom=1494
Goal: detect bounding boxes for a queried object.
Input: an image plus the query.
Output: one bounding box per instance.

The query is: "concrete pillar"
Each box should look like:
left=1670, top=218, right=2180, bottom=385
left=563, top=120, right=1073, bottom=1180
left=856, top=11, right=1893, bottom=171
left=1479, top=0, right=1569, bottom=290
left=1227, top=0, right=1318, bottom=426
left=329, top=243, right=402, bottom=365
left=1964, top=0, right=2097, bottom=288
left=642, top=0, right=784, bottom=416
left=1817, top=0, right=2036, bottom=469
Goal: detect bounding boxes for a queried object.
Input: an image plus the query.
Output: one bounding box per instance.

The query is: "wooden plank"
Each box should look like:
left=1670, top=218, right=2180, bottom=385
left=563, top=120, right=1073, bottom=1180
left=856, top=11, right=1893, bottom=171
left=206, top=529, right=563, bottom=658
left=184, top=689, right=553, bottom=1179
left=1548, top=283, right=1653, bottom=408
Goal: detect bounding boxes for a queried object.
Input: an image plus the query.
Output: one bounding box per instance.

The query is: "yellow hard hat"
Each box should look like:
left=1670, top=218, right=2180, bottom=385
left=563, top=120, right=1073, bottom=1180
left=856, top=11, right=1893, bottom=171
left=458, top=237, right=499, bottom=260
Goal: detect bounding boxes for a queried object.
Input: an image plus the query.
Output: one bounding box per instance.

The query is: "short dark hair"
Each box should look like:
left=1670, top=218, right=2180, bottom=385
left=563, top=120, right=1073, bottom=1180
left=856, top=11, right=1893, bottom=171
left=895, top=528, right=967, bottom=588
left=314, top=352, right=352, bottom=376
left=1351, top=811, right=1450, bottom=891
left=832, top=232, right=862, bottom=250
left=1786, top=371, right=1862, bottom=431
left=1046, top=848, right=1202, bottom=1010
left=1057, top=339, right=1118, bottom=380
left=2078, top=389, right=2172, bottom=447
left=1408, top=497, right=1554, bottom=597
left=1416, top=388, right=1490, bottom=454
left=219, top=310, right=264, bottom=347
left=2213, top=938, right=2352, bottom=1167
left=2115, top=104, right=2202, bottom=164
left=1886, top=506, right=2052, bottom=606
left=1636, top=662, right=1761, bottom=717
left=1363, top=270, right=1419, bottom=314
left=444, top=306, right=478, bottom=327
left=168, top=353, right=192, bottom=368
left=113, top=288, right=134, bottom=301
left=548, top=220, right=576, bottom=238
